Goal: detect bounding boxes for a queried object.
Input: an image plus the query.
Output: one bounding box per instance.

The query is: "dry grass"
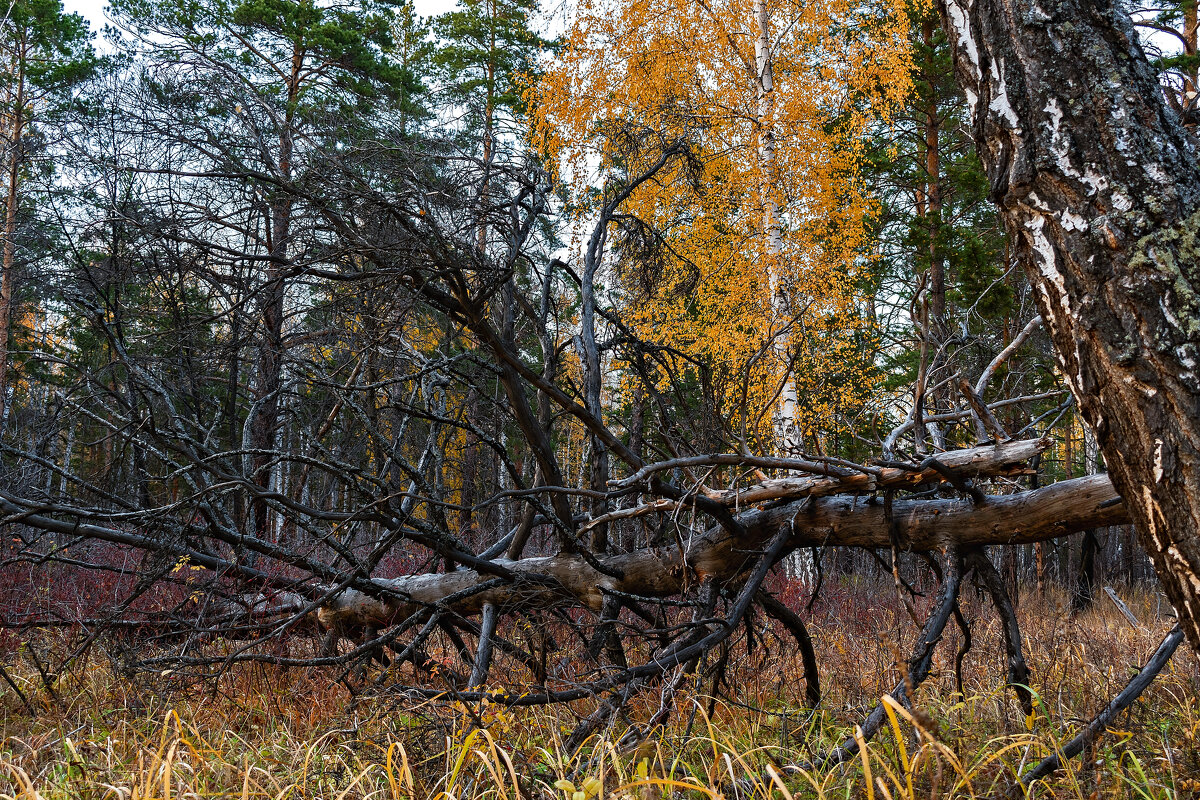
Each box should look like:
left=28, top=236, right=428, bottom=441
left=1, top=581, right=1197, bottom=799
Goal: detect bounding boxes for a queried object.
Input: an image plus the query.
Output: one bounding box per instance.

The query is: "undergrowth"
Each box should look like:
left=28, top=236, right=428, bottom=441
left=2, top=582, right=1197, bottom=799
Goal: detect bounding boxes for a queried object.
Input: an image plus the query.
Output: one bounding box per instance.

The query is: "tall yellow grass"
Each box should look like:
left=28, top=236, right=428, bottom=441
left=1, top=584, right=1196, bottom=799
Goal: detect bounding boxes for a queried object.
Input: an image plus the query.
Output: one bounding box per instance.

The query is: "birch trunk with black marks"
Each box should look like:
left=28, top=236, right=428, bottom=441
left=936, top=0, right=1200, bottom=651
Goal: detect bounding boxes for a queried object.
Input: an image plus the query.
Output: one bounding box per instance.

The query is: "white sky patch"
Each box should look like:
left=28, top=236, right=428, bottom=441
left=62, top=0, right=105, bottom=22
left=64, top=0, right=461, bottom=35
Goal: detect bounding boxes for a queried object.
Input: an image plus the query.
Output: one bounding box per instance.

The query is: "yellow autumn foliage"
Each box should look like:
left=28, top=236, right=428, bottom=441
left=534, top=0, right=913, bottom=450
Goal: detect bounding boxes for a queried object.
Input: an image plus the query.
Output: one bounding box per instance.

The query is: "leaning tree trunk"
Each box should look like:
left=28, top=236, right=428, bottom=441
left=937, top=0, right=1200, bottom=651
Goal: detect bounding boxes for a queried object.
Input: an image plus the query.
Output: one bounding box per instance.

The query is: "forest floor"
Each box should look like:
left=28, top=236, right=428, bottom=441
left=1, top=580, right=1197, bottom=799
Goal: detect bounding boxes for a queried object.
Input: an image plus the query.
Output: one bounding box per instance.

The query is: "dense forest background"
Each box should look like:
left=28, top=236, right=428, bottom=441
left=0, top=0, right=1172, bottom=601
left=1, top=0, right=1198, bottom=795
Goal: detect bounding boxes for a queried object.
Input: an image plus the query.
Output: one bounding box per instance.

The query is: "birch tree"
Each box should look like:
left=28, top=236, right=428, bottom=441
left=936, top=0, right=1200, bottom=650
left=534, top=0, right=913, bottom=452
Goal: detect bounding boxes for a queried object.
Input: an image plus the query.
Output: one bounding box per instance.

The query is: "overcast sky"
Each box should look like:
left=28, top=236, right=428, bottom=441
left=63, top=0, right=461, bottom=34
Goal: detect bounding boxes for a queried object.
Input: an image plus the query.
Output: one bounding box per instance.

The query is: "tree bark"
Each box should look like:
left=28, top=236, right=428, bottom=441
left=922, top=18, right=947, bottom=337
left=246, top=56, right=298, bottom=548
left=316, top=472, right=1127, bottom=631
left=0, top=40, right=25, bottom=432
left=937, top=0, right=1200, bottom=651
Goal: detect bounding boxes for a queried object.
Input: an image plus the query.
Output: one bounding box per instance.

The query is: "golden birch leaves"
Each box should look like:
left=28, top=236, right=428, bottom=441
left=533, top=0, right=912, bottom=449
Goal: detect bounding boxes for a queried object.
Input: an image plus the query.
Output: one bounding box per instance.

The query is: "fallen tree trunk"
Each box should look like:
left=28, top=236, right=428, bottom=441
left=0, top=440, right=1129, bottom=635
left=318, top=473, right=1128, bottom=630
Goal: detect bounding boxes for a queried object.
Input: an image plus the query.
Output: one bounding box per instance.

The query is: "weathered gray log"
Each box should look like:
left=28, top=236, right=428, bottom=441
left=318, top=473, right=1127, bottom=631
left=0, top=447, right=1130, bottom=636
left=936, top=0, right=1200, bottom=651
left=621, top=437, right=1047, bottom=508
left=1104, top=586, right=1144, bottom=629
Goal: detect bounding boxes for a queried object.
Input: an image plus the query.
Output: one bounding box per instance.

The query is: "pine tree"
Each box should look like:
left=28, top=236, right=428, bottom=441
left=390, top=0, right=438, bottom=137
left=1126, top=0, right=1200, bottom=119
left=863, top=6, right=1055, bottom=451
left=434, top=0, right=547, bottom=262
left=434, top=0, right=545, bottom=154
left=0, top=0, right=95, bottom=432
left=103, top=0, right=431, bottom=541
left=865, top=5, right=1010, bottom=337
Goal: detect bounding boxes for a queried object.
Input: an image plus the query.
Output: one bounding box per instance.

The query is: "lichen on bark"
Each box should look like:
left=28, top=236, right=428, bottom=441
left=1126, top=205, right=1200, bottom=345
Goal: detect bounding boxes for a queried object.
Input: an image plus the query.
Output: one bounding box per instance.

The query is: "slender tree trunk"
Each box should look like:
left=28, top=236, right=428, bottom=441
left=937, top=0, right=1200, bottom=650
left=1032, top=442, right=1045, bottom=593
left=249, top=50, right=300, bottom=544
left=1072, top=528, right=1099, bottom=612
left=0, top=44, right=25, bottom=432
left=579, top=255, right=609, bottom=552
left=1184, top=0, right=1197, bottom=110
left=1124, top=525, right=1139, bottom=582
left=922, top=19, right=947, bottom=338
left=479, top=0, right=495, bottom=256
left=753, top=0, right=799, bottom=452
left=753, top=0, right=782, bottom=267
left=1001, top=542, right=1019, bottom=607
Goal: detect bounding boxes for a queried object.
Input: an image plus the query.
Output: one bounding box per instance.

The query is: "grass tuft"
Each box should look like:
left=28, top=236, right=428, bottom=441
left=2, top=582, right=1196, bottom=798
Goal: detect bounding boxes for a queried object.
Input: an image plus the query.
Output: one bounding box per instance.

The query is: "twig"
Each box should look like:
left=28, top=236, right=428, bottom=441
left=975, top=316, right=1042, bottom=397
left=1104, top=586, right=1144, bottom=629
left=0, top=661, right=36, bottom=716
left=957, top=378, right=1010, bottom=443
